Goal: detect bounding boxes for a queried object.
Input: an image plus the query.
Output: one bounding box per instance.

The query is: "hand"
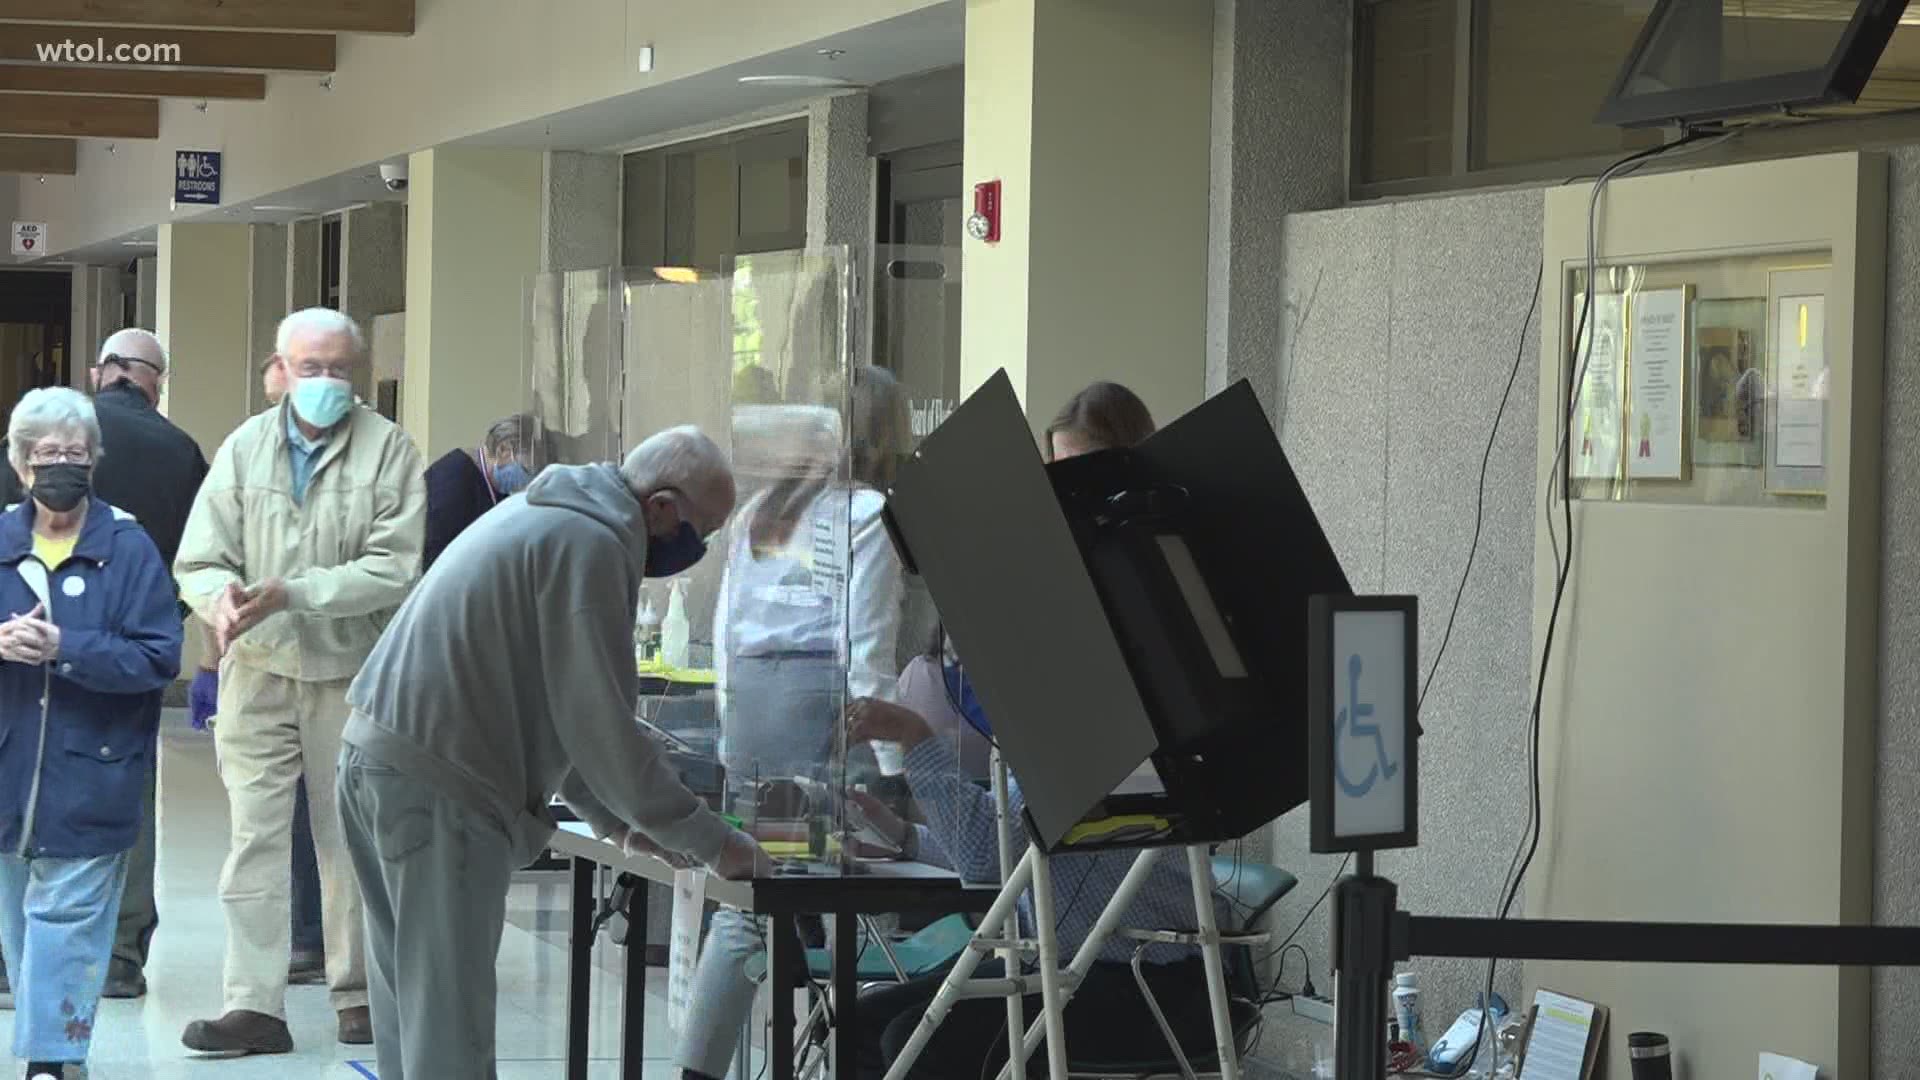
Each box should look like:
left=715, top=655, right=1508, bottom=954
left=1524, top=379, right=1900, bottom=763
left=846, top=697, right=934, bottom=753
left=709, top=828, right=774, bottom=881
left=0, top=604, right=54, bottom=665
left=189, top=669, right=219, bottom=731
left=229, top=579, right=289, bottom=640
left=213, top=584, right=248, bottom=654
left=619, top=829, right=691, bottom=869
left=848, top=789, right=910, bottom=852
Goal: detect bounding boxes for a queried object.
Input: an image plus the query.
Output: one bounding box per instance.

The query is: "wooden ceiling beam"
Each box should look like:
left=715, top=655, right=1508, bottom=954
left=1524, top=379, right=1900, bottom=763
left=0, top=92, right=157, bottom=137
left=0, top=135, right=74, bottom=173
left=0, top=65, right=264, bottom=99
left=0, top=25, right=335, bottom=71
left=0, top=0, right=412, bottom=34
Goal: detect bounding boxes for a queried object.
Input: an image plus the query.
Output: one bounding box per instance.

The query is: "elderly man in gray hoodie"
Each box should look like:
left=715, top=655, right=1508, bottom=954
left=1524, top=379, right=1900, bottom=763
left=336, top=425, right=768, bottom=1080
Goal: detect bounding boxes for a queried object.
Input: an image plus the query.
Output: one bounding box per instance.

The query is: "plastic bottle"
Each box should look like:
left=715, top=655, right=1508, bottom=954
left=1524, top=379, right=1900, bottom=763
left=1393, top=972, right=1426, bottom=1056
left=661, top=579, right=691, bottom=669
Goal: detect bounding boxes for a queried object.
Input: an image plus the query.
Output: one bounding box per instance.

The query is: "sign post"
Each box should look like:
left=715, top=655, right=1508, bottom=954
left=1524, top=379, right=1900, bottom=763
left=173, top=150, right=223, bottom=207
left=10, top=221, right=47, bottom=256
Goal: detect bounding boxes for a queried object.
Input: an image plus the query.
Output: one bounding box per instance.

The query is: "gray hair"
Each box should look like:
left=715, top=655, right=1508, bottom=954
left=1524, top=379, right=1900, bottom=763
left=276, top=307, right=367, bottom=359
left=620, top=425, right=730, bottom=501
left=98, top=327, right=167, bottom=375
left=9, top=387, right=102, bottom=475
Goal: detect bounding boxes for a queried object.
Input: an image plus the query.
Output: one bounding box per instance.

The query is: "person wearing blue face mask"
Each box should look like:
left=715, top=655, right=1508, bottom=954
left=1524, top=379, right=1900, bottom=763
left=421, top=414, right=543, bottom=571
left=335, top=424, right=771, bottom=1080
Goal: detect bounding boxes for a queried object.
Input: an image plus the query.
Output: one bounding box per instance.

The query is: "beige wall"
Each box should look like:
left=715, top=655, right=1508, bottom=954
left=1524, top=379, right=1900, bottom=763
left=960, top=0, right=1212, bottom=435
left=14, top=0, right=945, bottom=258
left=403, top=146, right=544, bottom=461
left=156, top=223, right=253, bottom=462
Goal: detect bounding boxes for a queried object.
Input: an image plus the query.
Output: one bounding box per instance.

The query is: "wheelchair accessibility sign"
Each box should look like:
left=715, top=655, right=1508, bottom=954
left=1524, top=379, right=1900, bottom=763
left=1308, top=595, right=1419, bottom=853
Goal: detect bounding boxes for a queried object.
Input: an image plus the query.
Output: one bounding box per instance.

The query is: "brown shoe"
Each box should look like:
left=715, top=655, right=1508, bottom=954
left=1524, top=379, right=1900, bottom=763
left=182, top=1010, right=294, bottom=1055
left=338, top=1005, right=374, bottom=1045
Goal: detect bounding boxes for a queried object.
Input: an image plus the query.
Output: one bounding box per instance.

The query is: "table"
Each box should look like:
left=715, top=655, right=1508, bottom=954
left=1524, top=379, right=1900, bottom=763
left=549, top=822, right=994, bottom=1080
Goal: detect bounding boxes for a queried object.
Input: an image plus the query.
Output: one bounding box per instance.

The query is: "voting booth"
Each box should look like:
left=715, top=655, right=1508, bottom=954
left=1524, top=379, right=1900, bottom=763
left=522, top=246, right=962, bottom=877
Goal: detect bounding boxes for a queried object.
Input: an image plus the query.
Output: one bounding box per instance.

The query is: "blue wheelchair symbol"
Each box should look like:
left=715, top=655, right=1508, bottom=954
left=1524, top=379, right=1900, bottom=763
left=1335, top=654, right=1397, bottom=797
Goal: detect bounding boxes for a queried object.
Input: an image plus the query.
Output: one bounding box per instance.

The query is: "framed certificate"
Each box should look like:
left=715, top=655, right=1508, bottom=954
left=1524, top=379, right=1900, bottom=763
left=1764, top=267, right=1831, bottom=497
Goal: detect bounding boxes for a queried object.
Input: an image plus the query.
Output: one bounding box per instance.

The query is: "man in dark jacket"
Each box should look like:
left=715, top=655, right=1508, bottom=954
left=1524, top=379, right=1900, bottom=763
left=0, top=329, right=209, bottom=1001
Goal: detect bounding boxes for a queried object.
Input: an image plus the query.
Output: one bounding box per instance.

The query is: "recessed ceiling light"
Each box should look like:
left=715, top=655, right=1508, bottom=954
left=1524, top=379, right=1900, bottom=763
left=737, top=75, right=861, bottom=89
left=121, top=240, right=156, bottom=247
left=253, top=205, right=308, bottom=212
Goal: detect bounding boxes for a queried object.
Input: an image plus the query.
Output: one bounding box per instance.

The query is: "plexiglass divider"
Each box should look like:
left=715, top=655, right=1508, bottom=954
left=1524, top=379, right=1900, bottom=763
left=525, top=247, right=963, bottom=877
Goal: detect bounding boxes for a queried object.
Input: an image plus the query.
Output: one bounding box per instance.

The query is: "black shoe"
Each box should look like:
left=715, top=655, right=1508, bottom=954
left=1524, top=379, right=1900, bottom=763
left=101, top=957, right=147, bottom=999
left=182, top=1010, right=294, bottom=1056
left=288, top=948, right=326, bottom=985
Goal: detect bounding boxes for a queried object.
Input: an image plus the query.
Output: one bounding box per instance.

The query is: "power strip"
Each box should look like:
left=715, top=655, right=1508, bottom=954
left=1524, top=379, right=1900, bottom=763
left=1291, top=993, right=1335, bottom=1025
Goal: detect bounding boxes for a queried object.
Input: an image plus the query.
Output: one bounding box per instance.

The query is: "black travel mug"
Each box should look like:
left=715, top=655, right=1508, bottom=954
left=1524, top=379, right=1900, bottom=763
left=1628, top=1032, right=1673, bottom=1080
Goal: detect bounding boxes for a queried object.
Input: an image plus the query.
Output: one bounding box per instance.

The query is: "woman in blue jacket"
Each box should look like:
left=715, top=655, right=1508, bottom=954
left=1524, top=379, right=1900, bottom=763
left=0, top=387, right=183, bottom=1080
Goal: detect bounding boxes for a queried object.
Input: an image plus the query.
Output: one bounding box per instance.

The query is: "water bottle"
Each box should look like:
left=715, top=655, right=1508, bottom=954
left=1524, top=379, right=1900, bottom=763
left=661, top=579, right=691, bottom=669
left=1393, top=972, right=1426, bottom=1055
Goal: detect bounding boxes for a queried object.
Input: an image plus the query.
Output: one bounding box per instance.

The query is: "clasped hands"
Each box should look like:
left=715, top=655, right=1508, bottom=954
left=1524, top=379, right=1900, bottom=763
left=212, top=579, right=290, bottom=654
left=0, top=603, right=59, bottom=665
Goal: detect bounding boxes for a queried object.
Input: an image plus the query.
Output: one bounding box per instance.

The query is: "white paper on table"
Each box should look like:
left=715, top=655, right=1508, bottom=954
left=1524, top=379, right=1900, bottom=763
left=1773, top=295, right=1827, bottom=469
left=1519, top=990, right=1596, bottom=1080
left=666, top=868, right=709, bottom=1036
left=1626, top=287, right=1689, bottom=479
left=1572, top=293, right=1627, bottom=480
left=1759, top=1052, right=1819, bottom=1080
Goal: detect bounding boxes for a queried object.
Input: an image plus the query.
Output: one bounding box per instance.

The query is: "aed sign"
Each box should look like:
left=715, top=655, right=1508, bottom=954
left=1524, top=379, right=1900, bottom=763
left=10, top=221, right=46, bottom=256
left=1308, top=594, right=1419, bottom=853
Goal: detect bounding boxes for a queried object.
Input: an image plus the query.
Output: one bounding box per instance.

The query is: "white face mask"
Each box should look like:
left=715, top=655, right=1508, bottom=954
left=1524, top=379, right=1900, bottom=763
left=290, top=375, right=354, bottom=429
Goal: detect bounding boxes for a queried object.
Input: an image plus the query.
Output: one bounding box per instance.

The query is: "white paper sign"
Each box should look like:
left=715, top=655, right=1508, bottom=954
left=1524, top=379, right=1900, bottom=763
left=1521, top=990, right=1597, bottom=1080
left=1774, top=295, right=1827, bottom=469
left=1572, top=293, right=1627, bottom=480
left=10, top=221, right=47, bottom=256
left=665, top=868, right=708, bottom=1035
left=1627, top=287, right=1688, bottom=479
left=1759, top=1052, right=1818, bottom=1080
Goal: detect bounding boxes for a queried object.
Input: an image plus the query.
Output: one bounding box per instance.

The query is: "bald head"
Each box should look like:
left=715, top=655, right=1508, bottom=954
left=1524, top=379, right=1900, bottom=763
left=620, top=425, right=736, bottom=540
left=94, top=328, right=167, bottom=402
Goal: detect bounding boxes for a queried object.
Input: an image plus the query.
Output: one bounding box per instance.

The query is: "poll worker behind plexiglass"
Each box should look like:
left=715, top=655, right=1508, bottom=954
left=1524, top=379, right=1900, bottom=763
left=336, top=425, right=772, bottom=1080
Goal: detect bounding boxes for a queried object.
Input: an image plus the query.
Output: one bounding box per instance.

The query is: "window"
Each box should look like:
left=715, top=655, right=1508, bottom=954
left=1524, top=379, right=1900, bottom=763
left=620, top=120, right=808, bottom=272
left=321, top=216, right=343, bottom=311
left=1354, top=0, right=1920, bottom=193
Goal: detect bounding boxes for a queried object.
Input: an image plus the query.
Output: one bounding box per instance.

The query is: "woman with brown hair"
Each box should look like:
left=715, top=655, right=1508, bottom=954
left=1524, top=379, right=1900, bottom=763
left=1044, top=380, right=1155, bottom=461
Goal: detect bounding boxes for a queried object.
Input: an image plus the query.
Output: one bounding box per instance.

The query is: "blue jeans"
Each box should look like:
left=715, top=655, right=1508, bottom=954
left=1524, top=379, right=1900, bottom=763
left=0, top=851, right=129, bottom=1063
left=290, top=777, right=324, bottom=955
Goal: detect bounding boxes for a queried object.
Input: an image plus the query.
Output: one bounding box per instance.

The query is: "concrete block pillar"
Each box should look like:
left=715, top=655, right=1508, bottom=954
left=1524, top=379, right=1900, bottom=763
left=807, top=92, right=871, bottom=255
left=960, top=0, right=1214, bottom=436
left=156, top=223, right=252, bottom=462
left=403, top=146, right=543, bottom=460
left=287, top=217, right=321, bottom=313
left=541, top=151, right=620, bottom=272
left=70, top=264, right=127, bottom=388
left=248, top=224, right=289, bottom=414
left=135, top=256, right=157, bottom=331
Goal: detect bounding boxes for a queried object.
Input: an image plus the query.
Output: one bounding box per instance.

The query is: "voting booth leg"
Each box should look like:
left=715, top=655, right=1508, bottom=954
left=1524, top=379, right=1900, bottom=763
left=1186, top=845, right=1240, bottom=1080
left=1332, top=864, right=1395, bottom=1080
left=1030, top=850, right=1072, bottom=1080
left=880, top=849, right=1038, bottom=1080
left=994, top=850, right=1164, bottom=1080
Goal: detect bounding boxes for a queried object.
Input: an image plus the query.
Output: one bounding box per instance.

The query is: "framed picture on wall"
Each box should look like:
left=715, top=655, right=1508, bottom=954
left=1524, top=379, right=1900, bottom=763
left=1764, top=266, right=1832, bottom=497
left=1690, top=298, right=1766, bottom=469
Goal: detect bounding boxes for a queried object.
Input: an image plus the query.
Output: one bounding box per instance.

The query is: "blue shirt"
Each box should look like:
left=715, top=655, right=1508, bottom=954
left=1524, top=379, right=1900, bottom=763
left=286, top=407, right=328, bottom=506
left=903, top=736, right=1226, bottom=965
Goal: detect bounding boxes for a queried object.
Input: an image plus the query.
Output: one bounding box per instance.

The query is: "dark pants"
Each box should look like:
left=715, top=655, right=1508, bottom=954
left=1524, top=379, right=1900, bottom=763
left=110, top=756, right=158, bottom=968
left=290, top=777, right=324, bottom=955
left=861, top=957, right=1214, bottom=1080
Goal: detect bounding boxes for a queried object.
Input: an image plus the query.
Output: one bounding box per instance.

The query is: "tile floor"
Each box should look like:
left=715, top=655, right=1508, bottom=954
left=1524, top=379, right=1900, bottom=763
left=0, top=711, right=705, bottom=1080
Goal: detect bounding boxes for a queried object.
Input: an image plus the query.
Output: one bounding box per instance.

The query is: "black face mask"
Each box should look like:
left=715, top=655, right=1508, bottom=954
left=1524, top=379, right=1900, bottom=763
left=644, top=522, right=708, bottom=578
left=31, top=463, right=91, bottom=513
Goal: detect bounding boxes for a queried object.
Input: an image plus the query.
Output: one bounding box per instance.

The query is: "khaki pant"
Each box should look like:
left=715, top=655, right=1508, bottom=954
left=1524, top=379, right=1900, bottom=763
left=212, top=661, right=367, bottom=1017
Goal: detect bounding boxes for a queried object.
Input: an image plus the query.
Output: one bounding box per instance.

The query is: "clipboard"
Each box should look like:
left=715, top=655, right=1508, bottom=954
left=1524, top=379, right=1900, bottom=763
left=1515, top=988, right=1609, bottom=1080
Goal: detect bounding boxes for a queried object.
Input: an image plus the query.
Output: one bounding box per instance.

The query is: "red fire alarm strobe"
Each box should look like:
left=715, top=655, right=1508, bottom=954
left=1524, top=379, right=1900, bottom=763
left=967, top=180, right=1001, bottom=244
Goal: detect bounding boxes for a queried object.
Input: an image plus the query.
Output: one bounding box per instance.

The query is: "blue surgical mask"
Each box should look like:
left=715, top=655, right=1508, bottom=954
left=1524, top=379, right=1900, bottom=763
left=942, top=661, right=992, bottom=740
left=290, top=376, right=353, bottom=429
left=644, top=522, right=708, bottom=578
left=491, top=461, right=531, bottom=497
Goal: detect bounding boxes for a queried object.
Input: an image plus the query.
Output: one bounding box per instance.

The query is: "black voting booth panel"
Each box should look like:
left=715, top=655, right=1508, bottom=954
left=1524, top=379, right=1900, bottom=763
left=883, top=372, right=1352, bottom=852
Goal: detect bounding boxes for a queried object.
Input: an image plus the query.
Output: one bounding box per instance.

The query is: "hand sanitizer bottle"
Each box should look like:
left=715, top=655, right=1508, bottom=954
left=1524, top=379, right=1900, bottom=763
left=661, top=579, right=691, bottom=670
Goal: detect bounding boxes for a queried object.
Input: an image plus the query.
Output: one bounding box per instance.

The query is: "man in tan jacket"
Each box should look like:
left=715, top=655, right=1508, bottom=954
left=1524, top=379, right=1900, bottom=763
left=174, top=307, right=426, bottom=1056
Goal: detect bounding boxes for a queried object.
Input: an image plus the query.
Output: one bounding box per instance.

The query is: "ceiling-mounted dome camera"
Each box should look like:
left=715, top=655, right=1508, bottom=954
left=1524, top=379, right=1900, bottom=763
left=378, top=161, right=408, bottom=192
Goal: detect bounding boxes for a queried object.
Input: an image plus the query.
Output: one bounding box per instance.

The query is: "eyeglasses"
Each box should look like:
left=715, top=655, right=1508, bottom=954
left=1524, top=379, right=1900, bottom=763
left=290, top=360, right=355, bottom=380
left=98, top=353, right=163, bottom=376
left=28, top=448, right=92, bottom=466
